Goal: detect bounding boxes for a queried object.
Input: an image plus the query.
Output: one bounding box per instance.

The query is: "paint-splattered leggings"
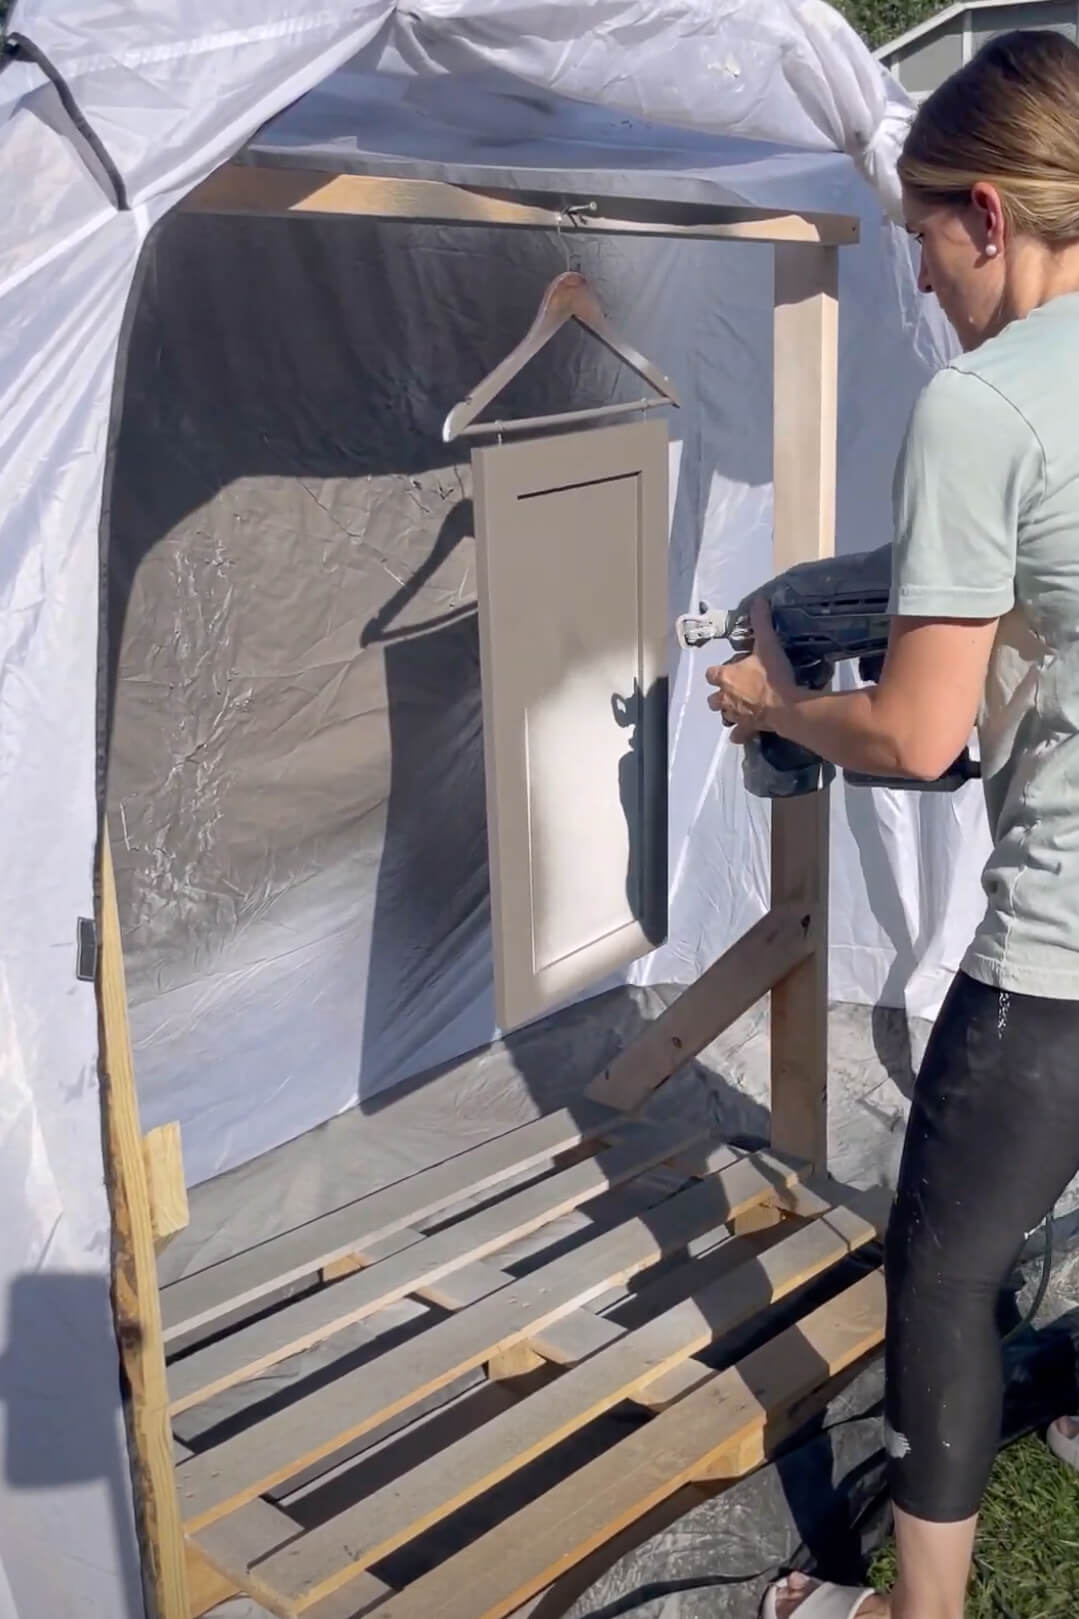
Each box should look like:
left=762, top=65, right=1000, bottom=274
left=884, top=970, right=1079, bottom=1522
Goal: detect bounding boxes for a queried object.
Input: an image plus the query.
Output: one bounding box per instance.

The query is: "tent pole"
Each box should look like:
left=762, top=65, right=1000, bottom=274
left=769, top=242, right=838, bottom=1172
left=98, top=830, right=190, bottom=1619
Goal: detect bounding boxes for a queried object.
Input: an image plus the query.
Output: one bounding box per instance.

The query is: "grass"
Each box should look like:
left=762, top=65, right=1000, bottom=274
left=868, top=1434, right=1079, bottom=1617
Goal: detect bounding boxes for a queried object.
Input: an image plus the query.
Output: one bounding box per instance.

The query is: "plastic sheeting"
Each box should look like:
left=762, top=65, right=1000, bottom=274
left=0, top=4, right=987, bottom=1615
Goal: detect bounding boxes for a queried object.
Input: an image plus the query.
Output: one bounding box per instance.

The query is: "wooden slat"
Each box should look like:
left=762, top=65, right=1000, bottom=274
left=178, top=1438, right=386, bottom=1619
left=98, top=833, right=190, bottom=1619
left=586, top=904, right=815, bottom=1112
left=251, top=1201, right=879, bottom=1612
left=302, top=1583, right=392, bottom=1619
left=160, top=1102, right=613, bottom=1342
left=349, top=1270, right=885, bottom=1619
left=769, top=242, right=839, bottom=1172
left=168, top=1120, right=707, bottom=1413
left=177, top=1148, right=782, bottom=1529
left=184, top=166, right=860, bottom=248
left=194, top=1500, right=389, bottom=1619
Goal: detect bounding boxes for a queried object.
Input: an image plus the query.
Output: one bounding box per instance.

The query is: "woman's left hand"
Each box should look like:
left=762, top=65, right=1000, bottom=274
left=705, top=596, right=797, bottom=742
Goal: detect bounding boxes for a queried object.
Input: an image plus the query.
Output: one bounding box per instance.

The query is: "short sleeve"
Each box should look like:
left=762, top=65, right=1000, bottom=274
left=888, top=366, right=1043, bottom=619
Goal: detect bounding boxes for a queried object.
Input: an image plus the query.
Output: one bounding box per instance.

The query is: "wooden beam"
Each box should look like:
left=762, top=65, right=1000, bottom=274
left=98, top=831, right=190, bottom=1619
left=586, top=902, right=816, bottom=1112
left=183, top=165, right=860, bottom=247
left=769, top=243, right=839, bottom=1171
left=143, top=1122, right=189, bottom=1247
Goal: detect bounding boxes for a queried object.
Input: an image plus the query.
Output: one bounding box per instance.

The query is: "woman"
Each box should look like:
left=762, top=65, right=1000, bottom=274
left=707, top=30, right=1079, bottom=1619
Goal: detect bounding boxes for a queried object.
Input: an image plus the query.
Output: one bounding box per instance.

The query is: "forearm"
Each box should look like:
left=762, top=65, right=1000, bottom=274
left=762, top=686, right=920, bottom=778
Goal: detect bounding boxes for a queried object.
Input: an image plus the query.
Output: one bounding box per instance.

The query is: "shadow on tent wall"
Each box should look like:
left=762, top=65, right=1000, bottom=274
left=0, top=1272, right=144, bottom=1615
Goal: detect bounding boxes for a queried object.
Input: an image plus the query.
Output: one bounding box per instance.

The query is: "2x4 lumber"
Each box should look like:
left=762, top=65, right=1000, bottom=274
left=769, top=242, right=839, bottom=1172
left=177, top=1148, right=784, bottom=1530
left=160, top=1101, right=613, bottom=1343
left=168, top=1120, right=707, bottom=1413
left=586, top=903, right=816, bottom=1112
left=98, top=833, right=190, bottom=1619
left=349, top=1269, right=885, bottom=1619
left=184, top=166, right=860, bottom=248
left=250, top=1200, right=880, bottom=1613
left=144, top=1121, right=190, bottom=1246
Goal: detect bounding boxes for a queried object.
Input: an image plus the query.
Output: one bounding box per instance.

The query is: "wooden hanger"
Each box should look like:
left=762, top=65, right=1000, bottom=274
left=442, top=271, right=681, bottom=442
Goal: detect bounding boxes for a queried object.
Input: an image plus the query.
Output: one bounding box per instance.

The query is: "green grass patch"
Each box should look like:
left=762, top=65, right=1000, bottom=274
left=868, top=1434, right=1079, bottom=1617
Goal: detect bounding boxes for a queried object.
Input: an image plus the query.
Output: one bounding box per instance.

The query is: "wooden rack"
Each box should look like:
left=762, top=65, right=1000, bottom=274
left=99, top=165, right=874, bottom=1619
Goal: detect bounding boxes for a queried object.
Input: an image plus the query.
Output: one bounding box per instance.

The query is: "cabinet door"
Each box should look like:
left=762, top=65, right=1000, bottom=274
left=473, top=419, right=669, bottom=1031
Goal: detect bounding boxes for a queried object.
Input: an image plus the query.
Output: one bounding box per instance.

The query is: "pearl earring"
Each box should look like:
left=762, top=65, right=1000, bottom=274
left=986, top=244, right=999, bottom=258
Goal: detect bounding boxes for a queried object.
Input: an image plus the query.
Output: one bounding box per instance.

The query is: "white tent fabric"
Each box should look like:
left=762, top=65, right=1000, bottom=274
left=0, top=5, right=987, bottom=1615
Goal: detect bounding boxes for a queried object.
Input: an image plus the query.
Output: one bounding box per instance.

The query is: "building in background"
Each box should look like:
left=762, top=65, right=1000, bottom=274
left=877, top=0, right=1079, bottom=97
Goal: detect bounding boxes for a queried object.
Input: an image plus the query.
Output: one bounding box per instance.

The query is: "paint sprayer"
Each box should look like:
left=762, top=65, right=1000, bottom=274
left=676, top=543, right=981, bottom=798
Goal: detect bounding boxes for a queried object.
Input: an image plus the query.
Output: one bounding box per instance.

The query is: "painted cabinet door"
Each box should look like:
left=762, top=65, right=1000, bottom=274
left=473, top=419, right=669, bottom=1031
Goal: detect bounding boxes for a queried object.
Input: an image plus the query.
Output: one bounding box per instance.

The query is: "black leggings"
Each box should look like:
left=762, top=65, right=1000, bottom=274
left=885, top=971, right=1079, bottom=1522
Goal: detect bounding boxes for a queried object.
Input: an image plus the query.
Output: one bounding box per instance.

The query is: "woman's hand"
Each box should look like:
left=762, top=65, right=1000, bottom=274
left=705, top=596, right=797, bottom=742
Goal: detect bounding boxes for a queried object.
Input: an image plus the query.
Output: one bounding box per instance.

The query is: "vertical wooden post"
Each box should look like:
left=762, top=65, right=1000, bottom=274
left=769, top=243, right=839, bottom=1171
left=98, top=830, right=190, bottom=1619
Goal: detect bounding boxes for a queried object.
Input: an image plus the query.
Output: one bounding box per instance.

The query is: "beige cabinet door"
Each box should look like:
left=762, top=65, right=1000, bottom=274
left=473, top=419, right=669, bottom=1031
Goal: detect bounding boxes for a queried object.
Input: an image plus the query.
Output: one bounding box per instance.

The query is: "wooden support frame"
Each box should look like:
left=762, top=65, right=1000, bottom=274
left=99, top=156, right=857, bottom=1619
left=99, top=833, right=190, bottom=1619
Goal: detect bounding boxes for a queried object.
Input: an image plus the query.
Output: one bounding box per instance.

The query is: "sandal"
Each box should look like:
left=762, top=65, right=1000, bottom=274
left=1047, top=1416, right=1079, bottom=1471
left=762, top=1577, right=879, bottom=1618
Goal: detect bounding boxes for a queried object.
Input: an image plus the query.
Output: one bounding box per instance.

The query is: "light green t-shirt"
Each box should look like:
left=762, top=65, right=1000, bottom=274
left=889, top=291, right=1079, bottom=999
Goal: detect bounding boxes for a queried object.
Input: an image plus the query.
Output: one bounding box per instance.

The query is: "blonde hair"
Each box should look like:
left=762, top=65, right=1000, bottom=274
left=898, top=29, right=1079, bottom=243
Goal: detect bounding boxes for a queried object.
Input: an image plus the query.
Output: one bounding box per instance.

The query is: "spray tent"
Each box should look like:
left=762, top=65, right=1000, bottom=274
left=0, top=5, right=1014, bottom=1618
